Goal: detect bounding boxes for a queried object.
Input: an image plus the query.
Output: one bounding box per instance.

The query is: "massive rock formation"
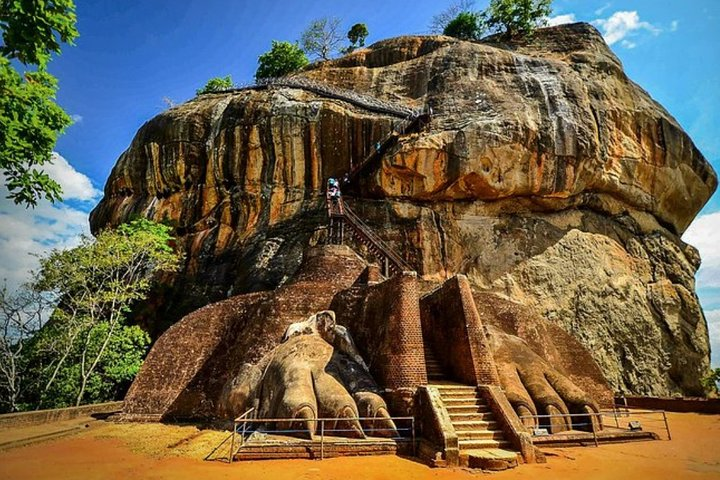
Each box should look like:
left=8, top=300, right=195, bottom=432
left=91, top=23, right=717, bottom=396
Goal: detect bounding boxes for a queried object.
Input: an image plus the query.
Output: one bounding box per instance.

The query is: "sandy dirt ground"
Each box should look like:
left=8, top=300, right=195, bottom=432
left=0, top=412, right=718, bottom=479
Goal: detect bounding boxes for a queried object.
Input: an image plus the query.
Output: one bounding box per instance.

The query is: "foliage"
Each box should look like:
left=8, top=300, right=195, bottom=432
left=0, top=0, right=78, bottom=66
left=482, top=0, right=552, bottom=39
left=0, top=0, right=79, bottom=206
left=0, top=219, right=181, bottom=411
left=429, top=0, right=476, bottom=34
left=443, top=12, right=484, bottom=40
left=0, top=284, right=50, bottom=412
left=347, top=23, right=369, bottom=50
left=24, top=322, right=149, bottom=408
left=702, top=368, right=720, bottom=396
left=195, top=75, right=233, bottom=96
left=255, top=40, right=309, bottom=80
left=300, top=17, right=343, bottom=61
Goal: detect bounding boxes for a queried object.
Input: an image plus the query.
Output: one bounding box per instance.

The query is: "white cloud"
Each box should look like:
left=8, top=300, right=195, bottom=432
left=42, top=152, right=102, bottom=201
left=70, top=114, right=83, bottom=124
left=595, top=3, right=612, bottom=15
left=0, top=154, right=99, bottom=291
left=546, top=13, right=576, bottom=27
left=670, top=20, right=679, bottom=32
left=706, top=310, right=720, bottom=368
left=683, top=211, right=720, bottom=289
left=620, top=39, right=636, bottom=49
left=592, top=10, right=661, bottom=47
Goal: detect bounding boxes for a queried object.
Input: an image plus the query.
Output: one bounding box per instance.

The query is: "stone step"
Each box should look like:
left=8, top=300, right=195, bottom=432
left=445, top=404, right=491, bottom=414
left=434, top=385, right=478, bottom=394
left=452, top=420, right=499, bottom=431
left=459, top=439, right=511, bottom=450
left=434, top=383, right=476, bottom=390
left=449, top=412, right=495, bottom=422
left=462, top=448, right=519, bottom=471
left=436, top=390, right=479, bottom=398
left=456, top=430, right=506, bottom=441
left=441, top=396, right=482, bottom=404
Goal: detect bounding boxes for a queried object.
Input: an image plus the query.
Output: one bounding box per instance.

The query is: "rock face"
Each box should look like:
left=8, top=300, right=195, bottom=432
left=91, top=23, right=717, bottom=396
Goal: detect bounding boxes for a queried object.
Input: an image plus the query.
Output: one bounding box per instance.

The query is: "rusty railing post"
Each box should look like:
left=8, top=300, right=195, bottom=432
left=229, top=420, right=235, bottom=463
left=412, top=417, right=416, bottom=456
left=592, top=414, right=599, bottom=447
left=320, top=419, right=325, bottom=460
left=663, top=411, right=671, bottom=440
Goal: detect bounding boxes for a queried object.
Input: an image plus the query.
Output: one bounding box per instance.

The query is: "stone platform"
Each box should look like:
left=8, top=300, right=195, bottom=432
left=233, top=433, right=412, bottom=461
left=531, top=429, right=658, bottom=447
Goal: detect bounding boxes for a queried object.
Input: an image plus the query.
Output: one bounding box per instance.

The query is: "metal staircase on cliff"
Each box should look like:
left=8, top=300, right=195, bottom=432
left=319, top=83, right=429, bottom=277
left=327, top=196, right=412, bottom=277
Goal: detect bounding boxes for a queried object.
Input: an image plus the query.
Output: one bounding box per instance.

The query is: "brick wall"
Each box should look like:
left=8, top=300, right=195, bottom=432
left=332, top=272, right=427, bottom=415
left=420, top=275, right=500, bottom=386
left=123, top=245, right=367, bottom=420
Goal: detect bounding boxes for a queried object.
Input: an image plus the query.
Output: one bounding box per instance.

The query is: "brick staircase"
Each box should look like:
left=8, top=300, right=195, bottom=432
left=424, top=346, right=446, bottom=382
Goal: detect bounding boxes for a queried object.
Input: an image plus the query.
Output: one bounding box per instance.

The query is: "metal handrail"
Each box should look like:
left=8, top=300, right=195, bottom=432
left=229, top=415, right=416, bottom=462
left=234, top=407, right=255, bottom=422
left=342, top=203, right=412, bottom=274
left=518, top=408, right=672, bottom=445
left=202, top=76, right=419, bottom=119
left=229, top=408, right=256, bottom=463
left=345, top=113, right=421, bottom=182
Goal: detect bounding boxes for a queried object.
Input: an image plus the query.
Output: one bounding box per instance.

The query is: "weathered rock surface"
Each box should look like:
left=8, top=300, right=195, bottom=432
left=91, top=23, right=717, bottom=396
left=124, top=246, right=610, bottom=426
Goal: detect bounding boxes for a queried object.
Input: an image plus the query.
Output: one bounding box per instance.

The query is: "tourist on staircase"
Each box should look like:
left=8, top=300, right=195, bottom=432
left=326, top=177, right=344, bottom=215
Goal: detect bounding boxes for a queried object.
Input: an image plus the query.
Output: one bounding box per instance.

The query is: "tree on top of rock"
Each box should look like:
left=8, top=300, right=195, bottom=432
left=347, top=23, right=369, bottom=50
left=301, top=17, right=343, bottom=61
left=482, top=0, right=553, bottom=39
left=196, top=75, right=233, bottom=96
left=255, top=41, right=309, bottom=80
left=429, top=0, right=477, bottom=34
left=443, top=11, right=484, bottom=40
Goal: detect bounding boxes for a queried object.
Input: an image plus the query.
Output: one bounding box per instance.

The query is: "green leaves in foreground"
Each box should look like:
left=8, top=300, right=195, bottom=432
left=0, top=58, right=69, bottom=206
left=0, top=0, right=79, bottom=206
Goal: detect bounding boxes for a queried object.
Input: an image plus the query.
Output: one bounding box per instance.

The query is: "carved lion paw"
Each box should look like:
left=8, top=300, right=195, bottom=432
left=223, top=311, right=396, bottom=439
left=486, top=325, right=600, bottom=433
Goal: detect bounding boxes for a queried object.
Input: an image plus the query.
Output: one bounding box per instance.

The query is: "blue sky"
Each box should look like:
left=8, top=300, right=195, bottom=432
left=2, top=1, right=719, bottom=363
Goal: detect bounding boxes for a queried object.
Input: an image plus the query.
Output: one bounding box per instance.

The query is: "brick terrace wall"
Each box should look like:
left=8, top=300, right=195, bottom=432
left=619, top=396, right=720, bottom=414
left=332, top=272, right=427, bottom=415
left=0, top=402, right=123, bottom=428
left=124, top=245, right=367, bottom=420
left=420, top=275, right=500, bottom=386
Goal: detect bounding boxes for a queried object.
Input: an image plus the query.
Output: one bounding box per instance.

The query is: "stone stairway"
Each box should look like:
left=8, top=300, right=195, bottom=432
left=424, top=346, right=446, bottom=382
left=435, top=384, right=519, bottom=470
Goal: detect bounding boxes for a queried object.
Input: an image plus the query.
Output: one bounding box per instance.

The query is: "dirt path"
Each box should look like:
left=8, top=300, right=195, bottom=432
left=0, top=412, right=718, bottom=479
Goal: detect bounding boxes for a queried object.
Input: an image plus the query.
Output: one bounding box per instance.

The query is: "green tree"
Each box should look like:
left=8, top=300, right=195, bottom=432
left=300, top=17, right=343, bottom=61
left=0, top=0, right=79, bottom=206
left=0, top=284, right=49, bottom=412
left=347, top=23, right=369, bottom=49
left=702, top=368, right=720, bottom=396
left=255, top=40, right=309, bottom=80
left=443, top=11, right=484, bottom=40
left=22, top=218, right=181, bottom=408
left=429, top=0, right=476, bottom=34
left=195, top=75, right=233, bottom=96
left=481, top=0, right=552, bottom=39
